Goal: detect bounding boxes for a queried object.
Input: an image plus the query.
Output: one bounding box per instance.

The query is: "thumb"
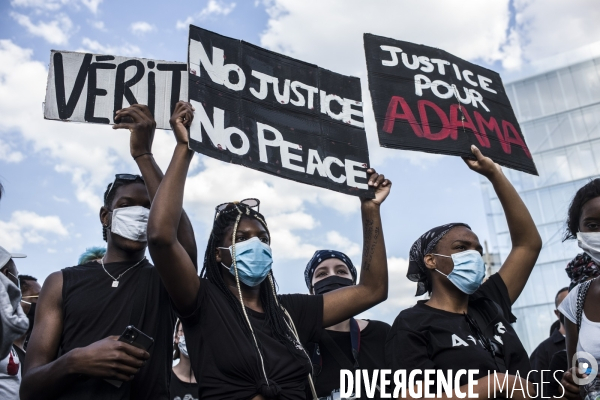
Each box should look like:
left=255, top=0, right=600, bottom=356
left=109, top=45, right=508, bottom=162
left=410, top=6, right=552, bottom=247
left=470, top=145, right=484, bottom=161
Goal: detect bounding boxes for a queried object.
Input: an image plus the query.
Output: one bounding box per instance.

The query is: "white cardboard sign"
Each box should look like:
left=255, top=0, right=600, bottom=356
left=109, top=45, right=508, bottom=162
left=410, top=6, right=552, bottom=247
left=44, top=51, right=188, bottom=130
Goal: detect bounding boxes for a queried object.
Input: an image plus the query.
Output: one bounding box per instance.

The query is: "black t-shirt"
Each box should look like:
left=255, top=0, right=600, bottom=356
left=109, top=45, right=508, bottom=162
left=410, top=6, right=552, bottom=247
left=386, top=273, right=531, bottom=390
left=170, top=371, right=198, bottom=400
left=306, top=320, right=391, bottom=399
left=529, top=329, right=565, bottom=385
left=58, top=260, right=175, bottom=400
left=178, top=278, right=323, bottom=400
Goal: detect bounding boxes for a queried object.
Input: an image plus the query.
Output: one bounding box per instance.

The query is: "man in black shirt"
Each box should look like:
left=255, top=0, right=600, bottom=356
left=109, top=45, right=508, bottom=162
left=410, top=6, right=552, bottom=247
left=21, top=105, right=197, bottom=400
left=529, top=287, right=568, bottom=388
left=304, top=250, right=391, bottom=399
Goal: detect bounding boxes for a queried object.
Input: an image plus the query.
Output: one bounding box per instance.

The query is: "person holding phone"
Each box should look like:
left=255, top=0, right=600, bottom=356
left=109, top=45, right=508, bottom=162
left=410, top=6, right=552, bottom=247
left=386, top=146, right=541, bottom=399
left=147, top=101, right=391, bottom=400
left=21, top=105, right=197, bottom=400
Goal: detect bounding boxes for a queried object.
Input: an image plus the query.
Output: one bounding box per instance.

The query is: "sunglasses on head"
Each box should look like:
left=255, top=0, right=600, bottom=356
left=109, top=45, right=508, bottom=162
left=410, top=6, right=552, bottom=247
left=214, top=198, right=260, bottom=220
left=105, top=174, right=144, bottom=201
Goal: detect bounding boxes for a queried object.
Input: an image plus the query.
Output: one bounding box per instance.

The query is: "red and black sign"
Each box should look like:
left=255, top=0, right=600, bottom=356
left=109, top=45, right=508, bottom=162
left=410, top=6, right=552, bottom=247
left=364, top=33, right=538, bottom=175
left=187, top=25, right=373, bottom=197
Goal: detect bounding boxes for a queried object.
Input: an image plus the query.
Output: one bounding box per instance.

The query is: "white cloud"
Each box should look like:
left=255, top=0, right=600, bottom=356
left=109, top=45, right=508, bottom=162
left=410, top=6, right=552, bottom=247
left=10, top=0, right=70, bottom=11
left=176, top=0, right=236, bottom=29
left=10, top=0, right=101, bottom=13
left=358, top=256, right=427, bottom=322
left=513, top=0, right=600, bottom=63
left=0, top=210, right=68, bottom=251
left=0, top=139, right=24, bottom=163
left=80, top=0, right=102, bottom=13
left=325, top=231, right=361, bottom=257
left=77, top=38, right=141, bottom=56
left=130, top=21, right=155, bottom=36
left=10, top=12, right=73, bottom=45
left=90, top=20, right=105, bottom=30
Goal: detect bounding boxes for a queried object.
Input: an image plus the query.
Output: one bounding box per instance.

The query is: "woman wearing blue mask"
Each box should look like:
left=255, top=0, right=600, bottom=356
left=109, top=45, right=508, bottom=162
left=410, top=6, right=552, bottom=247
left=147, top=101, right=392, bottom=400
left=386, top=145, right=542, bottom=399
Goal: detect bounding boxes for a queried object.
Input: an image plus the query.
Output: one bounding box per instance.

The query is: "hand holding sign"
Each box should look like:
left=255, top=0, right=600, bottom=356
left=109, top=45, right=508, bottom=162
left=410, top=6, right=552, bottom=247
left=169, top=101, right=194, bottom=145
left=361, top=169, right=391, bottom=207
left=113, top=104, right=156, bottom=159
left=462, top=145, right=502, bottom=179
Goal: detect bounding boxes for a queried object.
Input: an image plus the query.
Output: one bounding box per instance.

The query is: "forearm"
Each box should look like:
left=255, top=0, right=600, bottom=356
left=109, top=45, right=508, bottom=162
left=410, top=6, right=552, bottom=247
left=148, top=144, right=194, bottom=245
left=489, top=171, right=541, bottom=250
left=21, top=351, right=80, bottom=400
left=137, top=154, right=198, bottom=268
left=357, top=202, right=388, bottom=302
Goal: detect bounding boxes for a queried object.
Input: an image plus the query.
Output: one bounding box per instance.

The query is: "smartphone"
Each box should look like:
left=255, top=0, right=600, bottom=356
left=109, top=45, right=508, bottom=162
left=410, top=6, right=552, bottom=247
left=105, top=326, right=154, bottom=388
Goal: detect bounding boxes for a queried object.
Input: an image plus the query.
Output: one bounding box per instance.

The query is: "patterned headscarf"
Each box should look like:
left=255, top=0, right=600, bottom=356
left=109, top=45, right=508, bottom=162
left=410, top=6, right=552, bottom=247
left=566, top=253, right=600, bottom=291
left=304, top=250, right=357, bottom=289
left=407, top=223, right=471, bottom=296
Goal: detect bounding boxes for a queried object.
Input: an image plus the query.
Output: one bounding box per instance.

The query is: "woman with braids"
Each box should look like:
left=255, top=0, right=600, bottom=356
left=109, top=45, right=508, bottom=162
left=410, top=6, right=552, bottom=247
left=555, top=178, right=600, bottom=400
left=147, top=101, right=392, bottom=400
left=386, top=146, right=541, bottom=399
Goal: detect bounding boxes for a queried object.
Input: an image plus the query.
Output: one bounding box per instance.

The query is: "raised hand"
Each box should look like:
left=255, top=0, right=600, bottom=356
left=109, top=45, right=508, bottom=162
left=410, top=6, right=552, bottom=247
left=169, top=101, right=194, bottom=145
left=360, top=168, right=392, bottom=206
left=113, top=104, right=157, bottom=159
left=462, top=145, right=503, bottom=179
left=71, top=336, right=150, bottom=382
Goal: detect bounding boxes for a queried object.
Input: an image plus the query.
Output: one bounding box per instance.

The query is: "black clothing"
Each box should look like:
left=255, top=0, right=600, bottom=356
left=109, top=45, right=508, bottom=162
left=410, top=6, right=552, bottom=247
left=58, top=260, right=175, bottom=400
left=546, top=350, right=568, bottom=398
left=179, top=278, right=323, bottom=400
left=306, top=320, right=390, bottom=399
left=529, top=329, right=565, bottom=385
left=170, top=371, right=198, bottom=400
left=386, top=273, right=531, bottom=391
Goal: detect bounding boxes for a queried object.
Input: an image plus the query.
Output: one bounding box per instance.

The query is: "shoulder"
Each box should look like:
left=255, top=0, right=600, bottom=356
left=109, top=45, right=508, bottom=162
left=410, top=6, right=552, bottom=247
left=38, top=271, right=64, bottom=309
left=388, top=305, right=428, bottom=336
left=362, top=319, right=391, bottom=337
left=558, top=287, right=578, bottom=322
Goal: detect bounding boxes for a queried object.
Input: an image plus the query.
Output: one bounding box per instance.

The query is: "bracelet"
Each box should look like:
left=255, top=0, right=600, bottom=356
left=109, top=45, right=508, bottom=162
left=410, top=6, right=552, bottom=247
left=133, top=152, right=152, bottom=160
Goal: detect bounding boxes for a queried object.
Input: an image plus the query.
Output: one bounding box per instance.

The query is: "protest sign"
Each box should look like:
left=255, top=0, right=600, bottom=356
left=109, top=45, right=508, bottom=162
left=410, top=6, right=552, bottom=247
left=364, top=34, right=538, bottom=175
left=187, top=25, right=373, bottom=197
left=44, top=51, right=187, bottom=130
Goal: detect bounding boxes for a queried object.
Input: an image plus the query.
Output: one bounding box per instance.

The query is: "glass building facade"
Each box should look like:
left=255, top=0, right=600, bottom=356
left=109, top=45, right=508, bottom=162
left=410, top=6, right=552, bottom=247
left=480, top=56, right=600, bottom=353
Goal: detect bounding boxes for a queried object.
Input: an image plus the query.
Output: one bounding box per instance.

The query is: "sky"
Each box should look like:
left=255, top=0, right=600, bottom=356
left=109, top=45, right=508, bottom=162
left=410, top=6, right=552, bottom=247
left=1, top=0, right=599, bottom=324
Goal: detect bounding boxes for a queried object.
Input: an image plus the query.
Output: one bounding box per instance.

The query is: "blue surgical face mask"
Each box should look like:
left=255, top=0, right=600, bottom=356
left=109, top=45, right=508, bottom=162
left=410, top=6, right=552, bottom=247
left=432, top=250, right=486, bottom=294
left=219, top=237, right=273, bottom=287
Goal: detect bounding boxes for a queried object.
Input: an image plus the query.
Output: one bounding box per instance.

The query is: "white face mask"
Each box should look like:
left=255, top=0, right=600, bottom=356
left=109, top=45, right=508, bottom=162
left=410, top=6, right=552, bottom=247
left=577, top=232, right=600, bottom=264
left=110, top=206, right=149, bottom=242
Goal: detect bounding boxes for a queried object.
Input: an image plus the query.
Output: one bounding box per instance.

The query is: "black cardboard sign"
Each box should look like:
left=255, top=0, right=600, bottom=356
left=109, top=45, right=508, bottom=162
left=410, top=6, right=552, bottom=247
left=44, top=51, right=187, bottom=129
left=364, top=33, right=538, bottom=175
left=188, top=25, right=373, bottom=197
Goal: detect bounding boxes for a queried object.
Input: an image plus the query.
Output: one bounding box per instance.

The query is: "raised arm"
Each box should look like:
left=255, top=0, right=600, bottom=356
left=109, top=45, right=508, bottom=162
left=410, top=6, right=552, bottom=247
left=147, top=101, right=199, bottom=315
left=464, top=145, right=542, bottom=304
left=322, top=170, right=391, bottom=327
left=21, top=273, right=148, bottom=400
left=113, top=104, right=197, bottom=268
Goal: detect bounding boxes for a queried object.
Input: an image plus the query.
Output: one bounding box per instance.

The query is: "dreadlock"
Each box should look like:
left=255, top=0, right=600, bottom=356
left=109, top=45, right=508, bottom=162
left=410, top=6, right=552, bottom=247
left=102, top=176, right=145, bottom=241
left=201, top=203, right=309, bottom=373
left=564, top=178, right=600, bottom=241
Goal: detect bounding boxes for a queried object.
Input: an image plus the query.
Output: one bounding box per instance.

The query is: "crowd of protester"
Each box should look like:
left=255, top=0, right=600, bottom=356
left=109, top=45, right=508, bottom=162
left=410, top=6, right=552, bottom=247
left=0, top=102, right=599, bottom=399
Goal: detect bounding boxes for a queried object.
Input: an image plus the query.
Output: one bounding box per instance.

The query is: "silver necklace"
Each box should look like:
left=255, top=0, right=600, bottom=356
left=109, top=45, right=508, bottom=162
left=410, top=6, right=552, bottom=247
left=100, top=257, right=146, bottom=288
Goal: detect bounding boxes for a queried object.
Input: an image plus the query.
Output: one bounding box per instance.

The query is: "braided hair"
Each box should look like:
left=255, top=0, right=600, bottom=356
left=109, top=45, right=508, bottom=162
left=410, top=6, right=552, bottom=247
left=202, top=203, right=310, bottom=380
left=102, top=176, right=145, bottom=241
